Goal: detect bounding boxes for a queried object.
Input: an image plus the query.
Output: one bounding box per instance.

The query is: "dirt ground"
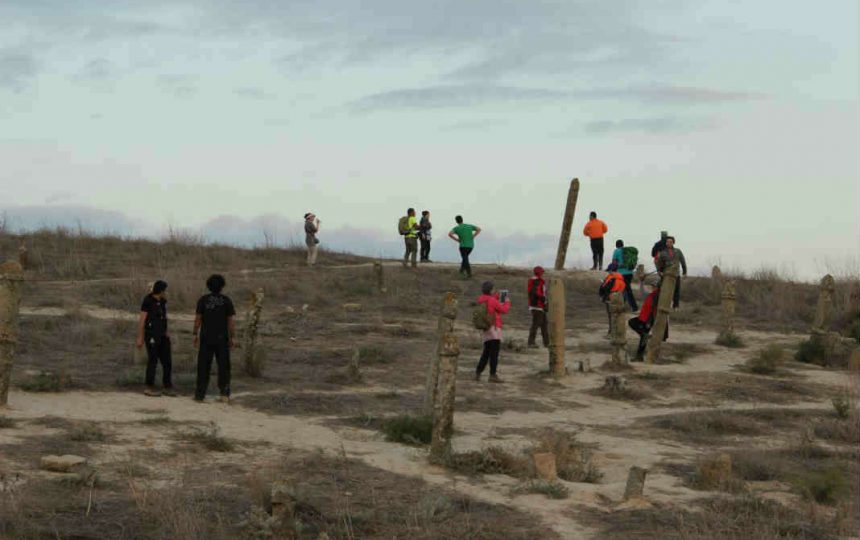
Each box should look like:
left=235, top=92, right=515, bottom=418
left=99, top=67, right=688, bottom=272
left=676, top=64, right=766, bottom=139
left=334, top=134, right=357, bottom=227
left=1, top=233, right=858, bottom=539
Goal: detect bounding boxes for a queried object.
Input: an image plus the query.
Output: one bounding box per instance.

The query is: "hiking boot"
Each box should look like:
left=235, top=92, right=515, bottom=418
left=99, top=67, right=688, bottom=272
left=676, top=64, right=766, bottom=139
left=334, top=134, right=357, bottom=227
left=162, top=388, right=177, bottom=397
left=144, top=387, right=161, bottom=397
left=488, top=375, right=504, bottom=384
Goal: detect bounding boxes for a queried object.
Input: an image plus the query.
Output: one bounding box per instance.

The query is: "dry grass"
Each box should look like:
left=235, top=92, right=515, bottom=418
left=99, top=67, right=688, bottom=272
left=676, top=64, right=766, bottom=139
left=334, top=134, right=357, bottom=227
left=745, top=344, right=785, bottom=375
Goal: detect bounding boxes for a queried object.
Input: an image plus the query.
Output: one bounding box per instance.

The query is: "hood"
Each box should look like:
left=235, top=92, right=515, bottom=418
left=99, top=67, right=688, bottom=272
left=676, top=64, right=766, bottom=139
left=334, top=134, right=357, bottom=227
left=477, top=294, right=496, bottom=305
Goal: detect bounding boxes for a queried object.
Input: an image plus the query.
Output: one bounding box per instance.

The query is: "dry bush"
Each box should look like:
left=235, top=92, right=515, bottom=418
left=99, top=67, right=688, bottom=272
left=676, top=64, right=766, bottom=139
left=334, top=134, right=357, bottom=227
left=512, top=480, right=570, bottom=499
left=446, top=446, right=531, bottom=478
left=531, top=429, right=602, bottom=483
left=746, top=344, right=784, bottom=374
left=182, top=422, right=235, bottom=452
left=68, top=422, right=109, bottom=442
left=715, top=331, right=745, bottom=348
left=0, top=416, right=16, bottom=429
left=651, top=411, right=761, bottom=442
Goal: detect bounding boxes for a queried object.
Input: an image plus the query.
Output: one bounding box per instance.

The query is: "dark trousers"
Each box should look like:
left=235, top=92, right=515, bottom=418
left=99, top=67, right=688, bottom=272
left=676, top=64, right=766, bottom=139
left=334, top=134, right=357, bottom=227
left=419, top=238, right=431, bottom=261
left=144, top=336, right=173, bottom=388
left=622, top=274, right=639, bottom=311
left=477, top=339, right=501, bottom=375
left=673, top=277, right=682, bottom=309
left=590, top=238, right=604, bottom=269
left=196, top=341, right=231, bottom=400
left=528, top=310, right=549, bottom=346
left=459, top=247, right=473, bottom=277
left=628, top=318, right=669, bottom=360
left=403, top=237, right=418, bottom=267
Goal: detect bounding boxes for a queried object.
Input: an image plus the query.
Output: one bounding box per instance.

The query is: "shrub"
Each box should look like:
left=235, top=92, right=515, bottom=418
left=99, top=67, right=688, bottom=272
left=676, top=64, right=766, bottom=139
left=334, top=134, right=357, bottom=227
left=831, top=391, right=853, bottom=419
left=18, top=371, right=72, bottom=392
left=532, top=430, right=603, bottom=483
left=0, top=416, right=16, bottom=429
left=356, top=346, right=393, bottom=364
left=513, top=480, right=570, bottom=500
left=795, top=338, right=827, bottom=365
left=746, top=344, right=784, bottom=375
left=446, top=447, right=530, bottom=477
left=69, top=423, right=108, bottom=442
left=793, top=468, right=848, bottom=505
left=381, top=415, right=432, bottom=445
left=715, top=332, right=745, bottom=348
left=184, top=422, right=234, bottom=452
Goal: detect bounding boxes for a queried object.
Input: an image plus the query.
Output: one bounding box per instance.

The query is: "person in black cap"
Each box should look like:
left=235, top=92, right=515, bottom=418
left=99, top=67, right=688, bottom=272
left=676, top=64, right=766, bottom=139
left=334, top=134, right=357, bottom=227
left=193, top=274, right=236, bottom=403
left=136, top=280, right=174, bottom=397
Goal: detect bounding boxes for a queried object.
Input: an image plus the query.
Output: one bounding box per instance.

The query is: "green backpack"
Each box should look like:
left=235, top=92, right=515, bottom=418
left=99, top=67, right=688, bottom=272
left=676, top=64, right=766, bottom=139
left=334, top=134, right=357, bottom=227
left=397, top=216, right=410, bottom=235
left=621, top=246, right=639, bottom=270
left=472, top=305, right=494, bottom=331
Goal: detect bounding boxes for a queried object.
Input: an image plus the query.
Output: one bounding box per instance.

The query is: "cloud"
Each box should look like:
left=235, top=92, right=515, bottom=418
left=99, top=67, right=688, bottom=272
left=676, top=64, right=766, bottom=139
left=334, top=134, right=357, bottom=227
left=0, top=50, right=38, bottom=91
left=234, top=87, right=277, bottom=100
left=0, top=205, right=144, bottom=235
left=73, top=58, right=116, bottom=83
left=440, top=119, right=509, bottom=132
left=584, top=116, right=716, bottom=134
left=157, top=74, right=197, bottom=98
left=594, top=86, right=765, bottom=104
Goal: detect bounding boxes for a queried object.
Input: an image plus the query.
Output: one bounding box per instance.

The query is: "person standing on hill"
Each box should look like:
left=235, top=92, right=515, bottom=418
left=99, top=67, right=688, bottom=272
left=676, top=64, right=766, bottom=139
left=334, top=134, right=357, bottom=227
left=651, top=231, right=668, bottom=268
left=304, top=213, right=321, bottom=266
left=476, top=281, right=511, bottom=383
left=583, top=211, right=608, bottom=270
left=136, top=280, right=174, bottom=397
left=419, top=210, right=433, bottom=262
left=400, top=208, right=419, bottom=269
left=611, top=239, right=639, bottom=312
left=656, top=236, right=688, bottom=309
left=527, top=266, right=549, bottom=348
left=193, top=274, right=236, bottom=403
left=449, top=215, right=481, bottom=278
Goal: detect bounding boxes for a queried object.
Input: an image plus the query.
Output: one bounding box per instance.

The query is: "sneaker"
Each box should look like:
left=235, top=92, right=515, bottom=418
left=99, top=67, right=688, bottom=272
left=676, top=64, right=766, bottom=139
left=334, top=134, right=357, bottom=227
left=475, top=372, right=482, bottom=382
left=162, top=388, right=177, bottom=397
left=527, top=343, right=539, bottom=349
left=144, top=387, right=161, bottom=397
left=218, top=395, right=231, bottom=404
left=488, top=375, right=504, bottom=384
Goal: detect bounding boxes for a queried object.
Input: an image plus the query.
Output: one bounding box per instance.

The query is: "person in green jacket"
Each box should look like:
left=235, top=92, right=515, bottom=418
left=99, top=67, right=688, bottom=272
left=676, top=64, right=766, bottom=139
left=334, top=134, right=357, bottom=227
left=611, top=239, right=638, bottom=311
left=448, top=215, right=481, bottom=278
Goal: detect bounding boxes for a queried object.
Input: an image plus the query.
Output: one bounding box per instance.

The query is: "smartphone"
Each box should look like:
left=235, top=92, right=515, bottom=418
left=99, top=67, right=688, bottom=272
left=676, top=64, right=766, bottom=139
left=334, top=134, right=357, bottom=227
left=499, top=290, right=509, bottom=303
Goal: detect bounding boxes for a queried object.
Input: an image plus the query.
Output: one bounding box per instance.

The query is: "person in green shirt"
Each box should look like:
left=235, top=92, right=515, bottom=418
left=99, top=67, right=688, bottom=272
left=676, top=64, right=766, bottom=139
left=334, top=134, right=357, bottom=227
left=402, top=208, right=419, bottom=268
left=448, top=215, right=481, bottom=278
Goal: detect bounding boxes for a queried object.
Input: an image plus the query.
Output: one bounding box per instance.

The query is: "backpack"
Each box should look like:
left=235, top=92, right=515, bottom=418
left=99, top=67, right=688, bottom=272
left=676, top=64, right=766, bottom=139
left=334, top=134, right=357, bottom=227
left=472, top=305, right=494, bottom=331
left=397, top=216, right=410, bottom=236
left=598, top=278, right=614, bottom=302
left=621, top=246, right=638, bottom=270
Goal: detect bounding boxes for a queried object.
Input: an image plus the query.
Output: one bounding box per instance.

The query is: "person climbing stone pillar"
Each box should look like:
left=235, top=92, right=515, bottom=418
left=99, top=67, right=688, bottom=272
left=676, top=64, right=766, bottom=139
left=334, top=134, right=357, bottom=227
left=374, top=262, right=386, bottom=293
left=717, top=280, right=737, bottom=342
left=811, top=274, right=835, bottom=336
left=243, top=289, right=265, bottom=377
left=548, top=275, right=567, bottom=377
left=609, top=292, right=628, bottom=365
left=0, top=261, right=24, bottom=407
left=429, top=308, right=460, bottom=462
left=424, top=292, right=458, bottom=416
left=554, top=178, right=580, bottom=271
left=646, top=262, right=679, bottom=364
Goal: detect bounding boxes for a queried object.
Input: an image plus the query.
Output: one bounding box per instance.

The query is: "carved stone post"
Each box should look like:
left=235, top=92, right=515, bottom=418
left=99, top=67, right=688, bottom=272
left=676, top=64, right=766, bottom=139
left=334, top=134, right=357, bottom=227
left=0, top=261, right=24, bottom=406
left=374, top=262, right=386, bottom=293
left=243, top=289, right=265, bottom=377
left=609, top=292, right=628, bottom=365
left=430, top=324, right=460, bottom=463
left=635, top=264, right=646, bottom=297
left=554, top=178, right=580, bottom=271
left=717, top=280, right=737, bottom=342
left=425, top=292, right=458, bottom=416
left=548, top=276, right=567, bottom=377
left=812, top=274, right=835, bottom=336
left=18, top=243, right=29, bottom=270
left=646, top=262, right=679, bottom=364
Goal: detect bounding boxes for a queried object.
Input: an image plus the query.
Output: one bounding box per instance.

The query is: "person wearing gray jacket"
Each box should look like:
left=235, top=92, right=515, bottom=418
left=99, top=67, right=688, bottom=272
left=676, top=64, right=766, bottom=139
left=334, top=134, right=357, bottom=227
left=656, top=236, right=688, bottom=308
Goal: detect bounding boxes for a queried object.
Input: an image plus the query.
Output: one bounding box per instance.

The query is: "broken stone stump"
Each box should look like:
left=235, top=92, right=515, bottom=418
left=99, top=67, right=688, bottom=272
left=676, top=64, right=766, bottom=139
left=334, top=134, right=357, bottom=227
left=41, top=455, right=88, bottom=473
left=0, top=261, right=24, bottom=407
left=548, top=275, right=567, bottom=377
left=646, top=261, right=679, bottom=364
left=271, top=482, right=297, bottom=521
left=342, top=303, right=362, bottom=313
left=609, top=292, right=628, bottom=365
left=532, top=452, right=558, bottom=481
left=430, top=332, right=461, bottom=463
left=717, top=280, right=737, bottom=343
left=424, top=292, right=458, bottom=416
left=603, top=375, right=627, bottom=393
left=18, top=243, right=28, bottom=270
left=812, top=274, right=835, bottom=335
left=623, top=466, right=648, bottom=501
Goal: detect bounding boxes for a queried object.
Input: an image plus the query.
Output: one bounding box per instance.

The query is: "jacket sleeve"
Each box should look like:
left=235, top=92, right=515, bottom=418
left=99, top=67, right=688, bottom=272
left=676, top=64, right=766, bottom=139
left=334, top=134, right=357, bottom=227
left=679, top=250, right=688, bottom=275
left=493, top=297, right=511, bottom=314
left=528, top=279, right=537, bottom=306
left=602, top=221, right=608, bottom=234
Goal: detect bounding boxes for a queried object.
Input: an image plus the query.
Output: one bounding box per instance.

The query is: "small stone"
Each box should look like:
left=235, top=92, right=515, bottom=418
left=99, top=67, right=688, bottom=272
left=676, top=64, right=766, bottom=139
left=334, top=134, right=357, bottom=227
left=342, top=303, right=362, bottom=312
left=623, top=466, right=648, bottom=501
left=532, top=452, right=557, bottom=481
left=271, top=482, right=297, bottom=520
left=41, top=455, right=87, bottom=473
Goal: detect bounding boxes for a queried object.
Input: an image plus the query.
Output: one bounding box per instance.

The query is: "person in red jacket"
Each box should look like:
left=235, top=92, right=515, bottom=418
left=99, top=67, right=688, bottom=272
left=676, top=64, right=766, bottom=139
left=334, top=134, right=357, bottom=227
left=527, top=266, right=548, bottom=348
left=476, top=280, right=511, bottom=383
left=627, top=285, right=668, bottom=361
left=583, top=211, right=608, bottom=270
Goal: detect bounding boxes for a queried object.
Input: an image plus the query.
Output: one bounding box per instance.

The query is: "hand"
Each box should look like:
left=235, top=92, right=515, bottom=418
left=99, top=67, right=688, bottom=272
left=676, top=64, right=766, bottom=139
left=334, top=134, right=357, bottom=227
left=135, top=337, right=144, bottom=349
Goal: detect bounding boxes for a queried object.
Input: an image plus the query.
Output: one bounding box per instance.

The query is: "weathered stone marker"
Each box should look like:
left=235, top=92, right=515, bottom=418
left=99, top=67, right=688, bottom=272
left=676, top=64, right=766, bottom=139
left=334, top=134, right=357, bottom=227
left=548, top=275, right=567, bottom=377
left=0, top=261, right=23, bottom=407
left=635, top=264, right=646, bottom=297
left=646, top=262, right=679, bottom=364
left=717, top=280, right=737, bottom=343
left=554, top=178, right=580, bottom=271
left=424, top=292, right=458, bottom=415
left=711, top=265, right=723, bottom=283
left=532, top=452, right=558, bottom=481
left=374, top=261, right=386, bottom=293
left=623, top=466, right=648, bottom=500
left=429, top=330, right=461, bottom=462
left=812, top=274, right=835, bottom=335
left=609, top=292, right=628, bottom=365
left=18, top=242, right=28, bottom=270
left=243, top=289, right=265, bottom=377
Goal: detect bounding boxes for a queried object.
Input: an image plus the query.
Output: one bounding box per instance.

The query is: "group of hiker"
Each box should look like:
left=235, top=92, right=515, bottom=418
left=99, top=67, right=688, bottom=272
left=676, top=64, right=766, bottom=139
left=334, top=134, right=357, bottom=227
left=398, top=209, right=482, bottom=278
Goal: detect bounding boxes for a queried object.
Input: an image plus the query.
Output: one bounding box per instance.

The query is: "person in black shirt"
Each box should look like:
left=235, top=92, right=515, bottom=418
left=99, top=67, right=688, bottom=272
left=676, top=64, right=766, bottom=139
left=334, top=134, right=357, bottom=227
left=193, top=274, right=236, bottom=403
left=136, top=280, right=174, bottom=397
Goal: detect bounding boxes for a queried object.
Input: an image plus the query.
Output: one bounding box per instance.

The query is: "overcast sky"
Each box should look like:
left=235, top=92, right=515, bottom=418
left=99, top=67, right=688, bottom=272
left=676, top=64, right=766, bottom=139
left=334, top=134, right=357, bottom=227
left=1, top=1, right=858, bottom=278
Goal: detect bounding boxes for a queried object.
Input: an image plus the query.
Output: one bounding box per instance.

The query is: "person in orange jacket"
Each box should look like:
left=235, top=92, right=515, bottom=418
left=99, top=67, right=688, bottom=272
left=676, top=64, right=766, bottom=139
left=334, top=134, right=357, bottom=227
left=583, top=211, right=608, bottom=270
left=599, top=266, right=627, bottom=335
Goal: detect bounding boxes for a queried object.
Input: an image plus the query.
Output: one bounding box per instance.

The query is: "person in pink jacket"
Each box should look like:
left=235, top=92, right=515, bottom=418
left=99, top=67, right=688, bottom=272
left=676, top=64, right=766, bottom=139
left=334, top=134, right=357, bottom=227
left=476, top=280, right=511, bottom=383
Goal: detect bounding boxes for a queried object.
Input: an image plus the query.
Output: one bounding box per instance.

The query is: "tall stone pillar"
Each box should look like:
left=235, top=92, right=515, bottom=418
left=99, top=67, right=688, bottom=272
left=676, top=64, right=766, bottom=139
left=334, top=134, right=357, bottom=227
left=243, top=289, right=265, bottom=377
left=609, top=292, right=628, bottom=365
left=646, top=262, right=679, bottom=364
left=554, top=178, right=580, bottom=271
left=812, top=274, right=835, bottom=335
left=0, top=261, right=24, bottom=406
left=548, top=276, right=567, bottom=377
left=424, top=292, right=458, bottom=416
left=717, top=280, right=737, bottom=342
left=429, top=321, right=461, bottom=462
left=18, top=243, right=29, bottom=270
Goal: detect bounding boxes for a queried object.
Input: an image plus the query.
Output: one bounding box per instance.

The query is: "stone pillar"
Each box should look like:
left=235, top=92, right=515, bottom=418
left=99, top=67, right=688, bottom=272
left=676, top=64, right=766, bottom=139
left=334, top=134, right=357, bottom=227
left=717, top=280, right=737, bottom=342
left=623, top=466, right=648, bottom=500
left=711, top=265, right=723, bottom=283
left=0, top=261, right=24, bottom=407
left=18, top=243, right=29, bottom=270
left=374, top=261, right=386, bottom=293
left=646, top=262, right=679, bottom=364
left=429, top=332, right=461, bottom=463
left=635, top=264, right=646, bottom=297
left=243, top=289, right=265, bottom=377
left=609, top=292, right=628, bottom=365
left=811, top=274, right=835, bottom=335
left=548, top=276, right=567, bottom=377
left=554, top=178, right=580, bottom=271
left=424, top=292, right=458, bottom=416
